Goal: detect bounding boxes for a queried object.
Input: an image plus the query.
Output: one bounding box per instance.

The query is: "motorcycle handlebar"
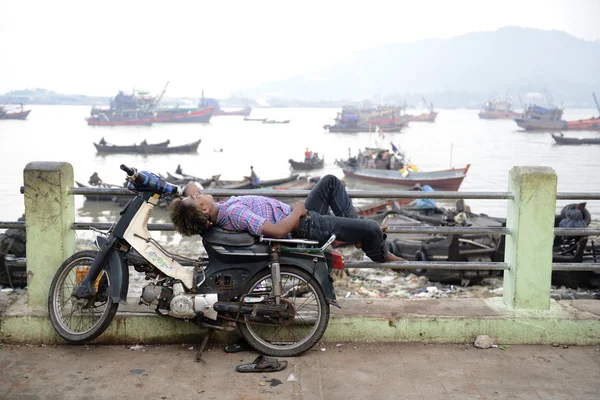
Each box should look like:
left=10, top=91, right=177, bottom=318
left=121, top=164, right=183, bottom=196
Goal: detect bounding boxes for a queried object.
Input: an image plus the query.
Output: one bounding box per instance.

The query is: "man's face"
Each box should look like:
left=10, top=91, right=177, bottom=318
left=182, top=186, right=214, bottom=214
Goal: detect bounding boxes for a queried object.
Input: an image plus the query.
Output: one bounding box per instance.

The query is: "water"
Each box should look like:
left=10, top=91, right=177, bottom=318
left=1, top=105, right=600, bottom=233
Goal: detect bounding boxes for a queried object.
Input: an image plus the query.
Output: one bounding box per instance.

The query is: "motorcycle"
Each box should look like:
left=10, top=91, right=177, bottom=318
left=48, top=165, right=344, bottom=360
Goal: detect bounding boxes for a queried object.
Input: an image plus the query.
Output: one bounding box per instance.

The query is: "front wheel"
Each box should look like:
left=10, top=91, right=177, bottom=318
left=237, top=266, right=330, bottom=357
left=48, top=250, right=119, bottom=343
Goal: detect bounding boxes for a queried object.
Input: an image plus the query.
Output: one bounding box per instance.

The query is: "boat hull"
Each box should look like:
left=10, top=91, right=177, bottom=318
left=514, top=118, right=568, bottom=131
left=0, top=110, right=31, bottom=120
left=340, top=164, right=470, bottom=191
left=87, top=118, right=154, bottom=126
left=154, top=108, right=213, bottom=123
left=410, top=112, right=438, bottom=122
left=289, top=158, right=324, bottom=170
left=551, top=134, right=600, bottom=145
left=478, top=111, right=521, bottom=119
left=566, top=117, right=600, bottom=130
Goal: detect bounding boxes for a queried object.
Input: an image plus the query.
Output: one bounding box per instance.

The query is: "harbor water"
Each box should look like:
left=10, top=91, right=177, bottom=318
left=1, top=105, right=599, bottom=239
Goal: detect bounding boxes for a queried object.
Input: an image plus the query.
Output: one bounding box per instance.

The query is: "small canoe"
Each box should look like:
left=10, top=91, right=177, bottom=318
left=140, top=139, right=201, bottom=154
left=289, top=158, right=324, bottom=171
left=0, top=109, right=31, bottom=120
left=94, top=140, right=170, bottom=154
left=551, top=134, right=600, bottom=145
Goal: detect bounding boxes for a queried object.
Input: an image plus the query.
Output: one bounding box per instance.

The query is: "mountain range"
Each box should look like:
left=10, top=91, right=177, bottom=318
left=244, top=27, right=600, bottom=107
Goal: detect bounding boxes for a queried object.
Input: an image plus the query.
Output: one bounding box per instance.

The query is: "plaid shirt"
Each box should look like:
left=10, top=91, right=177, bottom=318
left=216, top=196, right=292, bottom=236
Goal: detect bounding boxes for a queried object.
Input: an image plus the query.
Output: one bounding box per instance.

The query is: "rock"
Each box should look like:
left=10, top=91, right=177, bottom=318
left=474, top=335, right=494, bottom=349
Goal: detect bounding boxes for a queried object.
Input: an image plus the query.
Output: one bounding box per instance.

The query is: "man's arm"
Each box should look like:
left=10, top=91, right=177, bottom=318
left=262, top=202, right=306, bottom=238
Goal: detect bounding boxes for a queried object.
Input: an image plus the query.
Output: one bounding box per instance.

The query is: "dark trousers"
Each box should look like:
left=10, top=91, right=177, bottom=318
left=295, top=175, right=389, bottom=262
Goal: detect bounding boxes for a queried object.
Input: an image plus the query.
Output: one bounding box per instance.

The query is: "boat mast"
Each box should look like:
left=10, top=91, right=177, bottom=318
left=153, top=81, right=170, bottom=110
left=593, top=93, right=600, bottom=115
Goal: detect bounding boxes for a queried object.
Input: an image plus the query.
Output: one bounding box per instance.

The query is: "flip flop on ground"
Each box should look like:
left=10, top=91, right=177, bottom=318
left=223, top=341, right=253, bottom=353
left=236, top=355, right=288, bottom=373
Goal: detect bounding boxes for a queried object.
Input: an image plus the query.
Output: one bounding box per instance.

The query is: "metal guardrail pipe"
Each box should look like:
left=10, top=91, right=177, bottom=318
left=556, top=193, right=600, bottom=200
left=68, top=187, right=515, bottom=200
left=554, top=228, right=600, bottom=236
left=552, top=263, right=600, bottom=272
left=386, top=226, right=509, bottom=235
left=342, top=261, right=510, bottom=270
left=0, top=221, right=26, bottom=229
left=72, top=222, right=172, bottom=231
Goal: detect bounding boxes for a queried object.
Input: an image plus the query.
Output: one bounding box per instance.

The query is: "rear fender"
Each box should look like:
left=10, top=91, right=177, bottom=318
left=280, top=254, right=338, bottom=308
left=96, top=236, right=130, bottom=304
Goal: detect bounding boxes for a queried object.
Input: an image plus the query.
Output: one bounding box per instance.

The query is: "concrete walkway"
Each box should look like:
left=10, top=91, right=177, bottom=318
left=0, top=342, right=598, bottom=399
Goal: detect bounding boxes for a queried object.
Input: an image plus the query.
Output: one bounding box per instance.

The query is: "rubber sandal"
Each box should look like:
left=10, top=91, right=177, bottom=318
left=224, top=341, right=252, bottom=353
left=236, top=355, right=288, bottom=373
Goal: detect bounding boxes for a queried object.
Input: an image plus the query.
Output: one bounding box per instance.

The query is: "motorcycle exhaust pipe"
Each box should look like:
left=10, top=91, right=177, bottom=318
left=213, top=301, right=288, bottom=316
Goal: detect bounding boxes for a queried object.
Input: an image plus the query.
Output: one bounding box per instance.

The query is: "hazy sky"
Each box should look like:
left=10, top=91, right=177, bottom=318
left=1, top=0, right=598, bottom=98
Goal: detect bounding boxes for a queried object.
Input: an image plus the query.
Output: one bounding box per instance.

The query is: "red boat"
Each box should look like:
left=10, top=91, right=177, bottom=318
left=0, top=104, right=31, bottom=120
left=566, top=93, right=600, bottom=130
left=153, top=106, right=214, bottom=123
left=410, top=111, right=438, bottom=122
left=567, top=117, right=600, bottom=130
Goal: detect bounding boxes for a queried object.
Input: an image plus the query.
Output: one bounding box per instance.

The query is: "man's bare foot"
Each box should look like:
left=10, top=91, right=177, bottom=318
left=381, top=224, right=389, bottom=233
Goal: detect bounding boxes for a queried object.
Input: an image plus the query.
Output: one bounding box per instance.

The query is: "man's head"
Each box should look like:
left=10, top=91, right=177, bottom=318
left=168, top=184, right=215, bottom=236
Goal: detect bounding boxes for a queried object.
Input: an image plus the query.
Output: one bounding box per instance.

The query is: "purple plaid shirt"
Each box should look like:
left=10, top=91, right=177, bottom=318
left=216, top=196, right=292, bottom=236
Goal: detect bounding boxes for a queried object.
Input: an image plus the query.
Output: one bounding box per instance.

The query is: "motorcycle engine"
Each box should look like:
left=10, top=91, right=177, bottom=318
left=141, top=282, right=218, bottom=320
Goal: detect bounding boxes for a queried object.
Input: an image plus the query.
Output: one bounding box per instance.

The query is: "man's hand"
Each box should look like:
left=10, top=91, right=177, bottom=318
left=291, top=201, right=307, bottom=216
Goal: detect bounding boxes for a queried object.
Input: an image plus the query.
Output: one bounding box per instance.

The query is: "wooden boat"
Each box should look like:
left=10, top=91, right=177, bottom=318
left=164, top=172, right=216, bottom=187
left=409, top=112, right=438, bottom=122
left=338, top=160, right=470, bottom=191
left=153, top=107, right=214, bottom=123
left=254, top=174, right=300, bottom=188
left=551, top=134, right=600, bottom=145
left=478, top=98, right=521, bottom=119
left=94, top=140, right=170, bottom=154
left=94, top=139, right=201, bottom=154
left=0, top=104, right=31, bottom=120
left=244, top=117, right=268, bottom=122
left=567, top=93, right=600, bottom=130
left=140, top=139, right=201, bottom=154
left=514, top=104, right=568, bottom=131
left=324, top=124, right=403, bottom=133
left=288, top=157, right=324, bottom=171
left=75, top=181, right=123, bottom=202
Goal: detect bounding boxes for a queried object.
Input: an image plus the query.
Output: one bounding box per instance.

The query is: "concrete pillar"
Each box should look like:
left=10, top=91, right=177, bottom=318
left=23, top=162, right=75, bottom=309
left=503, top=166, right=557, bottom=310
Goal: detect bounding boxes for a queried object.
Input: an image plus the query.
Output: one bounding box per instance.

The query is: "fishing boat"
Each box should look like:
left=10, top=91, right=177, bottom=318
left=289, top=156, right=324, bottom=171
left=566, top=94, right=600, bottom=131
left=514, top=105, right=568, bottom=130
left=336, top=146, right=470, bottom=191
left=94, top=139, right=170, bottom=153
left=0, top=104, right=31, bottom=120
left=478, top=97, right=521, bottom=119
left=94, top=139, right=201, bottom=154
left=408, top=98, right=438, bottom=122
left=551, top=133, right=600, bottom=145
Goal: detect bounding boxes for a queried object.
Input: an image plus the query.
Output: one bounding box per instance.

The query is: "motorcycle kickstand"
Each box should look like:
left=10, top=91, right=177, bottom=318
left=195, top=328, right=214, bottom=364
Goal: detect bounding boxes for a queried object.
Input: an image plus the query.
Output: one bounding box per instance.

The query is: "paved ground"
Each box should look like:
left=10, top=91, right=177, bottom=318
left=0, top=342, right=598, bottom=400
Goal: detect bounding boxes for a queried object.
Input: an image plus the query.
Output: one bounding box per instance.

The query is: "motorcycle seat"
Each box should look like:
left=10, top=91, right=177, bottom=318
left=201, top=227, right=258, bottom=247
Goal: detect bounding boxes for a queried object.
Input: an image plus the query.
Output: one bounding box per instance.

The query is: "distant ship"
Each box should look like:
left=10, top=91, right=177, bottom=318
left=154, top=92, right=215, bottom=123
left=87, top=87, right=159, bottom=126
left=0, top=104, right=31, bottom=120
left=513, top=105, right=568, bottom=131
left=478, top=98, right=521, bottom=119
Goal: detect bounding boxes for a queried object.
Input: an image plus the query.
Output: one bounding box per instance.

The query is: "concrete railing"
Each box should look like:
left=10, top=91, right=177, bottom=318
left=2, top=161, right=600, bottom=346
left=7, top=161, right=596, bottom=313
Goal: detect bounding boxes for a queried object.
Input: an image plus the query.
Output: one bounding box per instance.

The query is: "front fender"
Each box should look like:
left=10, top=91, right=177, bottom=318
left=96, top=236, right=130, bottom=304
left=280, top=254, right=338, bottom=308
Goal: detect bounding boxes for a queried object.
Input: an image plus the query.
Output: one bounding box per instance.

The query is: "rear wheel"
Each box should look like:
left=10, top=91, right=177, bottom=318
left=237, top=266, right=329, bottom=357
left=48, top=250, right=119, bottom=343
